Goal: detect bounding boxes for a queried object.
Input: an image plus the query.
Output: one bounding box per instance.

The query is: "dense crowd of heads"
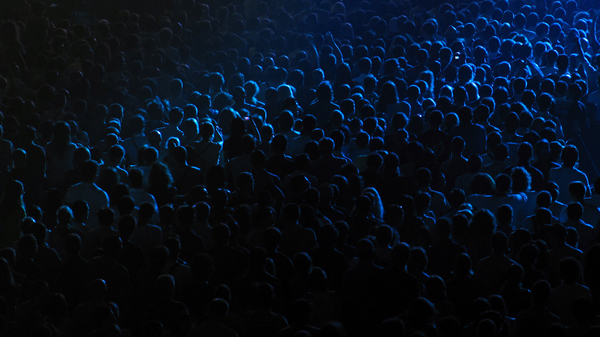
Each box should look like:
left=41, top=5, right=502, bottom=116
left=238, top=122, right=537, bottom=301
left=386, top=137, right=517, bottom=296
left=2, top=0, right=600, bottom=336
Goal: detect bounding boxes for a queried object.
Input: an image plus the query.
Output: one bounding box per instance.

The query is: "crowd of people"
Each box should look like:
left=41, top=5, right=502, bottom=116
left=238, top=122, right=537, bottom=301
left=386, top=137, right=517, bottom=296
left=2, top=0, right=600, bottom=336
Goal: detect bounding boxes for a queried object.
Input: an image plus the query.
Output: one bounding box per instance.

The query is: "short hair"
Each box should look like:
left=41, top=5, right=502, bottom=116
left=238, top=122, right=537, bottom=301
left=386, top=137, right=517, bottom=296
left=108, top=144, right=125, bottom=163
left=532, top=280, right=551, bottom=304
left=168, top=107, right=184, bottom=124
left=496, top=204, right=513, bottom=224
left=270, top=134, right=288, bottom=154
left=318, top=137, right=335, bottom=155
left=316, top=81, right=333, bottom=102
left=209, top=298, right=229, bottom=318
left=81, top=160, right=99, bottom=182
left=491, top=231, right=508, bottom=252
left=171, top=146, right=188, bottom=163
left=559, top=257, right=582, bottom=283
left=97, top=208, right=115, bottom=227
left=415, top=167, right=432, bottom=186
left=356, top=238, right=375, bottom=261
left=450, top=136, right=465, bottom=154
left=561, top=145, right=579, bottom=167
left=536, top=190, right=552, bottom=207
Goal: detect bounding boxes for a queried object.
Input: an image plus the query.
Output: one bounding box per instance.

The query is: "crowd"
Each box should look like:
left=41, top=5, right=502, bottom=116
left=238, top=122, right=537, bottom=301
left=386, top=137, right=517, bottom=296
left=2, top=0, right=600, bottom=336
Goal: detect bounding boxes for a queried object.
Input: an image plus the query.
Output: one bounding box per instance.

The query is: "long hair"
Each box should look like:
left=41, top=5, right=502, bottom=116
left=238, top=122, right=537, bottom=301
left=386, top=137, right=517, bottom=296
left=363, top=187, right=384, bottom=222
left=48, top=121, right=72, bottom=160
left=0, top=257, right=15, bottom=287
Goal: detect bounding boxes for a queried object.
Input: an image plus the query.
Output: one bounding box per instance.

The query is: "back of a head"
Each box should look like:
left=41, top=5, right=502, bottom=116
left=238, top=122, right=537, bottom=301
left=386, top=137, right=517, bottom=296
left=197, top=121, right=214, bottom=140
left=156, top=274, right=176, bottom=297
left=495, top=173, right=512, bottom=195
left=118, top=214, right=136, bottom=237
left=64, top=233, right=82, bottom=257
left=88, top=278, right=108, bottom=299
left=211, top=223, right=231, bottom=244
left=209, top=298, right=229, bottom=319
left=450, top=136, right=465, bottom=154
left=138, top=202, right=155, bottom=222
left=531, top=280, right=550, bottom=304
left=551, top=223, right=568, bottom=242
left=81, top=160, right=99, bottom=182
left=171, top=146, right=188, bottom=164
left=254, top=282, right=275, bottom=308
left=168, top=107, right=184, bottom=125
left=240, top=134, right=256, bottom=154
left=97, top=208, right=115, bottom=227
left=561, top=145, right=579, bottom=167
left=536, top=190, right=552, bottom=207
left=270, top=134, right=288, bottom=154
left=470, top=173, right=494, bottom=195
left=468, top=154, right=482, bottom=173
left=491, top=231, right=508, bottom=253
left=457, top=106, right=475, bottom=125
left=559, top=257, right=582, bottom=284
left=194, top=201, right=210, bottom=222
left=318, top=137, right=335, bottom=155
left=250, top=149, right=267, bottom=168
left=177, top=205, right=195, bottom=228
left=129, top=167, right=144, bottom=188
left=567, top=202, right=584, bottom=221
left=568, top=181, right=586, bottom=200
left=279, top=110, right=294, bottom=131
left=448, top=188, right=466, bottom=208
left=517, top=142, right=533, bottom=162
left=391, top=242, right=410, bottom=268
left=428, top=110, right=443, bottom=128
left=316, top=81, right=333, bottom=102
left=356, top=238, right=375, bottom=261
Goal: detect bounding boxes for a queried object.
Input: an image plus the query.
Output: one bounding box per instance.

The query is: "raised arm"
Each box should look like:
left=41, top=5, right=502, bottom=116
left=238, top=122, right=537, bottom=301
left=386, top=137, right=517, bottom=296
left=325, top=31, right=344, bottom=65
left=591, top=15, right=600, bottom=56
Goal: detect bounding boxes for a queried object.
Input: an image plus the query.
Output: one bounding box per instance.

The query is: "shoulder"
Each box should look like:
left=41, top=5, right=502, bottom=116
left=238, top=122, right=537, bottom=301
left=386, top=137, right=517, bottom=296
left=149, top=224, right=163, bottom=231
left=549, top=166, right=564, bottom=174
left=575, top=168, right=588, bottom=178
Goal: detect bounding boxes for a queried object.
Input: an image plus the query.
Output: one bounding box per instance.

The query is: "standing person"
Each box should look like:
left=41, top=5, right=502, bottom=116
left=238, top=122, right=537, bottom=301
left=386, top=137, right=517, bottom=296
left=0, top=125, right=14, bottom=180
left=191, top=121, right=222, bottom=173
left=0, top=180, right=26, bottom=248
left=440, top=136, right=470, bottom=192
left=130, top=203, right=163, bottom=255
left=20, top=126, right=46, bottom=205
left=156, top=108, right=185, bottom=150
left=121, top=114, right=150, bottom=167
left=65, top=160, right=110, bottom=231
left=305, top=81, right=340, bottom=129
left=549, top=145, right=590, bottom=204
left=45, top=121, right=79, bottom=190
left=515, top=280, right=559, bottom=337
left=555, top=83, right=589, bottom=141
left=451, top=106, right=487, bottom=157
